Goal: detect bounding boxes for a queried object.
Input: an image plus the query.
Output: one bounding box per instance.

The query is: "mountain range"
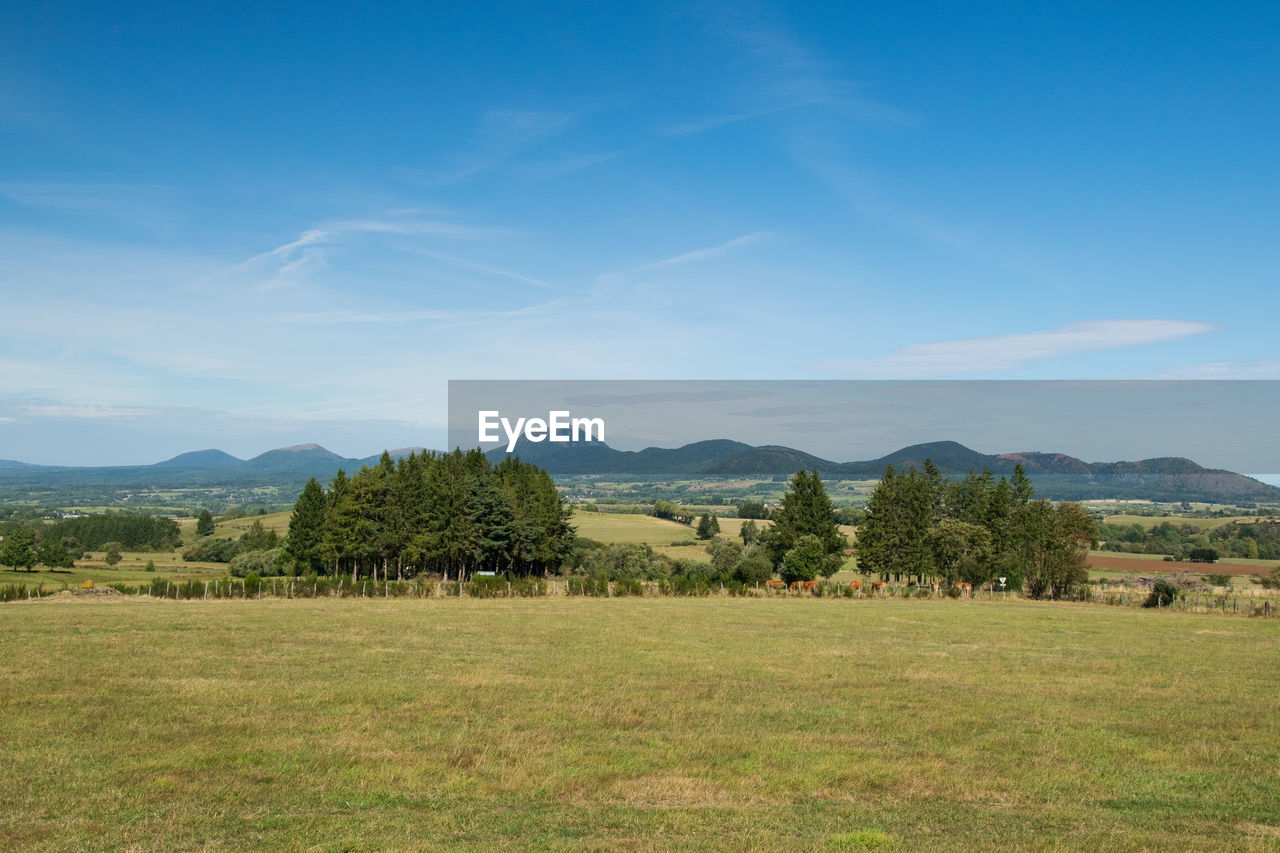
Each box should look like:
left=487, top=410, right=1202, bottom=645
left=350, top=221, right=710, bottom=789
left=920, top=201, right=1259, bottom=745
left=480, top=439, right=1280, bottom=503
left=1, top=440, right=1276, bottom=504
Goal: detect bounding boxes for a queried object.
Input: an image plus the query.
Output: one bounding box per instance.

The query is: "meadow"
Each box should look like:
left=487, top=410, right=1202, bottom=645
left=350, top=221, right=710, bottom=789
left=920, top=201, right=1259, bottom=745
left=1, top=596, right=1278, bottom=851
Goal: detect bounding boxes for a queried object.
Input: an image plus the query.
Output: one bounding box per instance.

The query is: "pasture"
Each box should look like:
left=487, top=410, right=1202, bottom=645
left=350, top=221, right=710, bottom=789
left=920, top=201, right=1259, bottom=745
left=1098, top=513, right=1270, bottom=531
left=572, top=511, right=700, bottom=545
left=0, top=549, right=227, bottom=589
left=176, top=509, right=293, bottom=543
left=2, top=597, right=1278, bottom=851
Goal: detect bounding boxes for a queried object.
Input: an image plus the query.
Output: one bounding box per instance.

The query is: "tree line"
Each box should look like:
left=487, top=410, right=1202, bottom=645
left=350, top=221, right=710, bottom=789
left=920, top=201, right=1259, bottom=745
left=1098, top=518, right=1280, bottom=560
left=284, top=449, right=574, bottom=581
left=856, top=461, right=1097, bottom=599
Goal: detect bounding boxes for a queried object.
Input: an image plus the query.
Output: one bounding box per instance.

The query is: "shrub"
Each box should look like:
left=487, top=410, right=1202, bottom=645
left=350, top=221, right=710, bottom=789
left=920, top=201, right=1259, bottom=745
left=229, top=547, right=289, bottom=578
left=1143, top=579, right=1178, bottom=608
left=1203, top=573, right=1231, bottom=588
left=144, top=560, right=156, bottom=573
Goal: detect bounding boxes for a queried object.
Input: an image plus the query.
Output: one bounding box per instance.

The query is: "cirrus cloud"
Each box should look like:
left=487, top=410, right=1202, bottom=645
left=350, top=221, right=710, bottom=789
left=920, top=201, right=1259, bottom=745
left=817, top=319, right=1218, bottom=377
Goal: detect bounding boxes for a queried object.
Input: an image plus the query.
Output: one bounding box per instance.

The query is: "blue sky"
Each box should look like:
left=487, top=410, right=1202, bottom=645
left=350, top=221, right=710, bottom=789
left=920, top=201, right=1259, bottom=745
left=1, top=1, right=1277, bottom=465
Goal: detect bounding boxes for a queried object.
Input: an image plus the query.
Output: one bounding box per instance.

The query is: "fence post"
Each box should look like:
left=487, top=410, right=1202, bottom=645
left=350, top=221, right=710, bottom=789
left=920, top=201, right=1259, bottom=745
left=204, top=581, right=208, bottom=600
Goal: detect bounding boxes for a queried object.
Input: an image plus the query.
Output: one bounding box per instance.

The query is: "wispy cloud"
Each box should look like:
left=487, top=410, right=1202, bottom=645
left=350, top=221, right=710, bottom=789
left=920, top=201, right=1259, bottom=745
left=598, top=232, right=772, bottom=281
left=407, top=248, right=556, bottom=290
left=403, top=109, right=576, bottom=185
left=1145, top=358, right=1280, bottom=379
left=207, top=215, right=514, bottom=291
left=818, top=320, right=1218, bottom=377
left=508, top=149, right=631, bottom=181
left=11, top=401, right=152, bottom=420
left=662, top=2, right=913, bottom=138
left=0, top=181, right=178, bottom=225
left=659, top=102, right=820, bottom=136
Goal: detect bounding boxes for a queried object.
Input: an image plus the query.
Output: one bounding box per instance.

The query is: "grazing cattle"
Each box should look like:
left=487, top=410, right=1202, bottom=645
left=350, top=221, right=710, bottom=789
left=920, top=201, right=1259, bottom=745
left=930, top=581, right=940, bottom=596
left=957, top=582, right=973, bottom=597
left=848, top=580, right=862, bottom=596
left=802, top=580, right=818, bottom=593
left=765, top=580, right=786, bottom=590
left=870, top=580, right=887, bottom=596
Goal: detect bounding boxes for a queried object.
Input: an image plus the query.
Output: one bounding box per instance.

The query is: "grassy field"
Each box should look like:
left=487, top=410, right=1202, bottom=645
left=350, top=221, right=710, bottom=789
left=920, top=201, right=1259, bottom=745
left=176, top=510, right=293, bottom=544
left=2, top=597, right=1278, bottom=851
left=572, top=511, right=700, bottom=545
left=0, top=549, right=227, bottom=589
left=1100, top=514, right=1269, bottom=531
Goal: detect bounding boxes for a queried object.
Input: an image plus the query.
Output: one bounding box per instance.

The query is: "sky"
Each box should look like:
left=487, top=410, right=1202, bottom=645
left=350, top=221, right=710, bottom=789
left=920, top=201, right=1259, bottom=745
left=1, top=1, right=1277, bottom=465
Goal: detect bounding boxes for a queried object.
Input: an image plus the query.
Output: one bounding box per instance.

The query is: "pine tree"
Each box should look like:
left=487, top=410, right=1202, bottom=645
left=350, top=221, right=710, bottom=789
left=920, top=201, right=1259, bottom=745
left=195, top=510, right=215, bottom=537
left=285, top=478, right=326, bottom=575
left=766, top=470, right=846, bottom=577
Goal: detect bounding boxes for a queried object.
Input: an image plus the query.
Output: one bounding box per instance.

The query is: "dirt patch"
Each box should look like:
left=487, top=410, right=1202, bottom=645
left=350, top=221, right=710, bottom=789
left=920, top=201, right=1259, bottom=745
left=1088, top=555, right=1261, bottom=576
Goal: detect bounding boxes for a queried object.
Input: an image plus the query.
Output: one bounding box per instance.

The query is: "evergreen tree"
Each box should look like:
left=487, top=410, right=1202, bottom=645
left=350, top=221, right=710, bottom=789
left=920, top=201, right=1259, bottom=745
left=1010, top=463, right=1034, bottom=506
left=288, top=449, right=575, bottom=581
left=765, top=470, right=846, bottom=577
left=195, top=510, right=215, bottom=537
left=285, top=477, right=327, bottom=575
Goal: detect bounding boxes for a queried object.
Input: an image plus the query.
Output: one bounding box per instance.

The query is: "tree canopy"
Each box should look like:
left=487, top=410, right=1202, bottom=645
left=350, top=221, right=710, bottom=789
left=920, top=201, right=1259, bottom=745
left=856, top=461, right=1095, bottom=598
left=285, top=449, right=575, bottom=580
left=760, top=470, right=846, bottom=581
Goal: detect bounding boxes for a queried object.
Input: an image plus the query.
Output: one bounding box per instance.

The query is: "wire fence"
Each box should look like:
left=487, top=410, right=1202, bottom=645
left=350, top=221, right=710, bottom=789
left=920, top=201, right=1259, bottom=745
left=5, top=575, right=1279, bottom=618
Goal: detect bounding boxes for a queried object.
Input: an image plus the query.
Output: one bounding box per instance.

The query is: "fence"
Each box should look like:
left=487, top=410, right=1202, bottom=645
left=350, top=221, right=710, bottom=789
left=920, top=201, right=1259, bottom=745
left=4, top=576, right=1279, bottom=618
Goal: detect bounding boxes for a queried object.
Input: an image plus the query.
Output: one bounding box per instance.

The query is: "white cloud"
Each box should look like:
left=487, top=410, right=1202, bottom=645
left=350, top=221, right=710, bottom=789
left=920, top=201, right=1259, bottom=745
left=818, top=320, right=1218, bottom=377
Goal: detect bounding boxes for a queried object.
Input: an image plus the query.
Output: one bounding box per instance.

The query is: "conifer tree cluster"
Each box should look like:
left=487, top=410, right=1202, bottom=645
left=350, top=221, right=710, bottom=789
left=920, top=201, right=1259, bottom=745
left=757, top=470, right=848, bottom=582
left=856, top=461, right=1096, bottom=598
left=285, top=449, right=574, bottom=581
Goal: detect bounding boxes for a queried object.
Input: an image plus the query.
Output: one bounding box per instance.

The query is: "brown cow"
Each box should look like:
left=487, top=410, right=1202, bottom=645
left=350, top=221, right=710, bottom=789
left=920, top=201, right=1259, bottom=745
left=765, top=580, right=786, bottom=590
left=802, top=580, right=818, bottom=593
left=957, top=582, right=972, bottom=598
left=848, top=580, right=862, bottom=597
left=870, top=580, right=887, bottom=596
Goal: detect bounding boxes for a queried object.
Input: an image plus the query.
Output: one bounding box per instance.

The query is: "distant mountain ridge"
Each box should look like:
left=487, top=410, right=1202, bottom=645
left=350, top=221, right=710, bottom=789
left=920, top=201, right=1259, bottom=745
left=0, top=440, right=1276, bottom=504
left=485, top=438, right=1280, bottom=503
left=154, top=449, right=244, bottom=468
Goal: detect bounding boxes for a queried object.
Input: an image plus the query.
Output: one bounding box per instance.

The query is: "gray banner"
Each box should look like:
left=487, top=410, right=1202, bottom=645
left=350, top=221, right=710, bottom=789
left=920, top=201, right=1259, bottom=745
left=449, top=380, right=1280, bottom=489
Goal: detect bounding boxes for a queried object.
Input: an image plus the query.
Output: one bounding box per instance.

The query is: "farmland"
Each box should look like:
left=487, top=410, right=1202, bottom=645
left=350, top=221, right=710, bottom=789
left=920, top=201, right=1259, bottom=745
left=2, top=596, right=1278, bottom=851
